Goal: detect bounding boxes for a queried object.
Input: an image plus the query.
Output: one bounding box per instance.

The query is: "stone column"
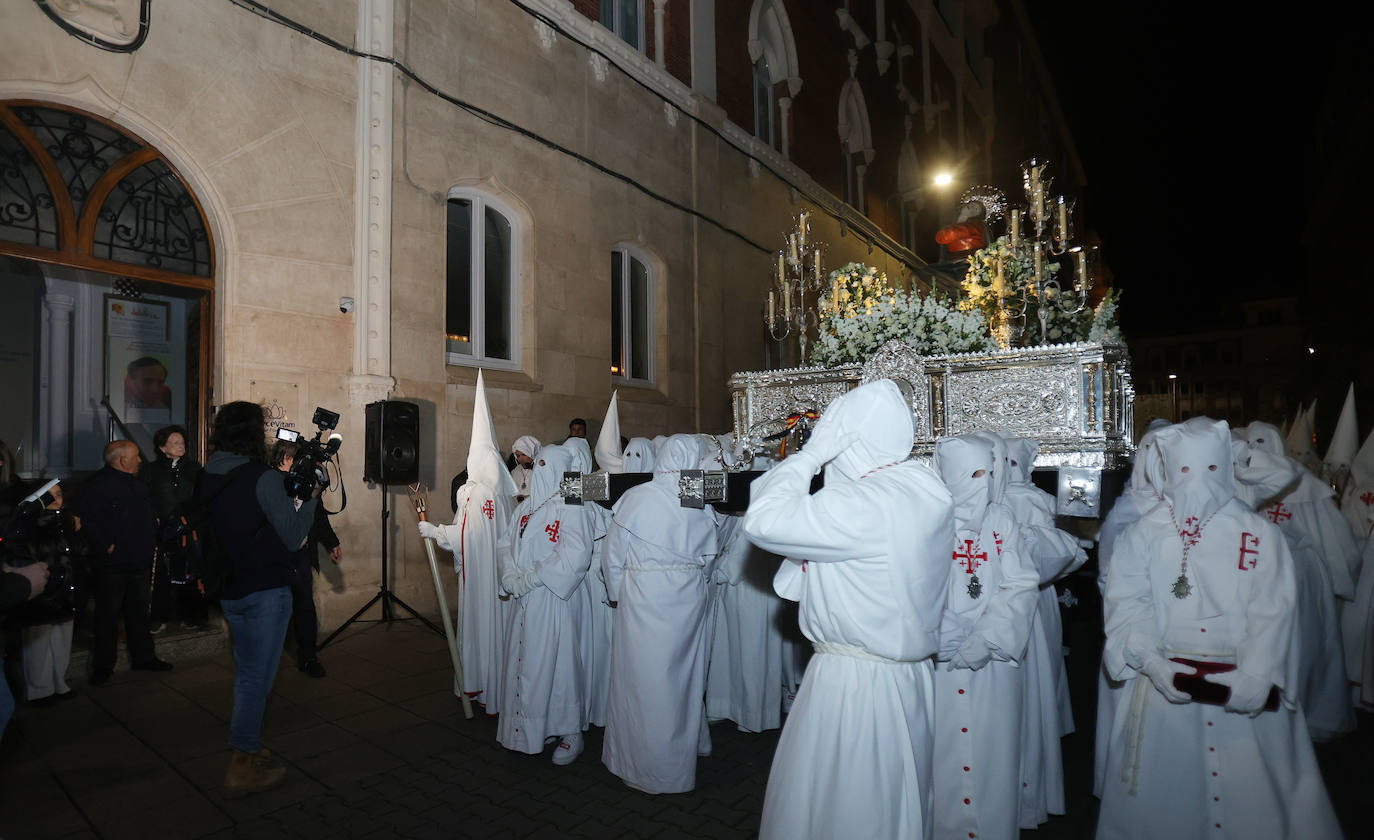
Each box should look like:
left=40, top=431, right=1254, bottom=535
left=653, top=0, right=667, bottom=68
left=43, top=292, right=75, bottom=474
left=351, top=0, right=397, bottom=404
left=777, top=96, right=792, bottom=157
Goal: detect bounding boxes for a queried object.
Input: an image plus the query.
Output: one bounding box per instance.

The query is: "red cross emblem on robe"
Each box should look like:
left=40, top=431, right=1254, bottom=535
left=482, top=500, right=494, bottom=520
left=953, top=539, right=988, bottom=575
left=1179, top=516, right=1202, bottom=549
left=992, top=531, right=1003, bottom=556
left=1237, top=532, right=1260, bottom=570
left=519, top=514, right=530, bottom=536
left=1264, top=502, right=1292, bottom=524
left=1361, top=491, right=1374, bottom=507
left=545, top=520, right=561, bottom=543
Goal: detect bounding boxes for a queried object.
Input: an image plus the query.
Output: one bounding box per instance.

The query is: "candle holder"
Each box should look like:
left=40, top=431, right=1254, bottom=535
left=1003, top=158, right=1093, bottom=345
left=765, top=211, right=827, bottom=366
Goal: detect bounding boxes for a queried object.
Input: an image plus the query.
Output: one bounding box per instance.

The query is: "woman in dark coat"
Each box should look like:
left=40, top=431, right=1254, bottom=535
left=144, top=425, right=208, bottom=630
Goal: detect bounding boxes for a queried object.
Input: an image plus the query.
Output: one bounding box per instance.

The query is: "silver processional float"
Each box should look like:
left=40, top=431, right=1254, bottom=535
left=563, top=158, right=1134, bottom=518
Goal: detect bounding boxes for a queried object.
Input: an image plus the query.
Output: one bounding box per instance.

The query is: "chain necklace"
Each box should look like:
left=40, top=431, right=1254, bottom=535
left=1167, top=504, right=1218, bottom=599
left=518, top=490, right=560, bottom=537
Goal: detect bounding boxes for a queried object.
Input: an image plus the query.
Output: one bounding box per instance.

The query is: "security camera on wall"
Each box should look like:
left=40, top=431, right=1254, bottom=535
left=339, top=296, right=355, bottom=314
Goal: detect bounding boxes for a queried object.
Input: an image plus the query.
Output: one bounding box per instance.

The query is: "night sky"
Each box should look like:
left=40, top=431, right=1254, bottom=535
left=1027, top=5, right=1368, bottom=335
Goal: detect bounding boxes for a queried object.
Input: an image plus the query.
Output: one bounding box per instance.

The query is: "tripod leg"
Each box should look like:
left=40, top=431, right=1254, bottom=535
left=382, top=592, right=446, bottom=637
left=318, top=590, right=384, bottom=650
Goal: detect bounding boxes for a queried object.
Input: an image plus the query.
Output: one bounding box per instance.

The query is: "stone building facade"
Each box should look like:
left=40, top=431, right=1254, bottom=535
left=0, top=0, right=1079, bottom=620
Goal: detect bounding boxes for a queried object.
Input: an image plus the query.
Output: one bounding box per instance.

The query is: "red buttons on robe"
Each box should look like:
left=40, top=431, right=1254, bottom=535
left=958, top=689, right=965, bottom=694
left=1200, top=628, right=1206, bottom=632
left=1209, top=747, right=1215, bottom=752
left=963, top=798, right=970, bottom=805
left=1214, top=796, right=1220, bottom=802
left=960, top=727, right=968, bottom=732
left=1212, top=771, right=1218, bottom=776
left=963, top=766, right=970, bottom=772
left=1207, top=721, right=1213, bottom=726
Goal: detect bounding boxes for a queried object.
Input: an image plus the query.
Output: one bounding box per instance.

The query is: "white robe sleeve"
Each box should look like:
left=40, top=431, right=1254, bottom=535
left=972, top=506, right=1039, bottom=663
left=1238, top=520, right=1298, bottom=693
left=603, top=517, right=629, bottom=603
left=530, top=506, right=593, bottom=601
left=742, top=452, right=885, bottom=563
left=1101, top=522, right=1157, bottom=681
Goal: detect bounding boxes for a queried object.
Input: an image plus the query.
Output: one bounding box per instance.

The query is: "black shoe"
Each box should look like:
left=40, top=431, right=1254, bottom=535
left=131, top=658, right=174, bottom=672
left=298, top=658, right=326, bottom=678
left=29, top=695, right=59, bottom=707
left=89, top=670, right=112, bottom=686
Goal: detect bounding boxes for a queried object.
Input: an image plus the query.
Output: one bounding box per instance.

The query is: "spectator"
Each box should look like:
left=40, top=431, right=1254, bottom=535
left=69, top=440, right=172, bottom=684
left=1, top=441, right=50, bottom=740
left=202, top=402, right=318, bottom=795
left=17, top=482, right=85, bottom=705
left=565, top=418, right=587, bottom=441
left=270, top=440, right=341, bottom=679
left=144, top=425, right=208, bottom=632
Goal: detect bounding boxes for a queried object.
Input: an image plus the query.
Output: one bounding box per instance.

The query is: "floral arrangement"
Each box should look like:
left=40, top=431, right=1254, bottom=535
left=809, top=262, right=996, bottom=367
left=959, top=236, right=1121, bottom=346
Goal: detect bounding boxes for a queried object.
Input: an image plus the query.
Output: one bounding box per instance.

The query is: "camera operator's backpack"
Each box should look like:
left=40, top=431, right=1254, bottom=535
left=184, top=462, right=259, bottom=598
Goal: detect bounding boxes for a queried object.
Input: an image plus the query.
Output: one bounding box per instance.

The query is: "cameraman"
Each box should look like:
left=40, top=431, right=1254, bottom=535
left=270, top=438, right=341, bottom=679
left=202, top=402, right=319, bottom=796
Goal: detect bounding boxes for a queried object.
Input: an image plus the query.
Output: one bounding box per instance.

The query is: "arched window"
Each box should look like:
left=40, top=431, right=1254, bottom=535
left=610, top=244, right=654, bottom=385
left=446, top=189, right=520, bottom=368
left=838, top=78, right=874, bottom=212
left=749, top=0, right=802, bottom=157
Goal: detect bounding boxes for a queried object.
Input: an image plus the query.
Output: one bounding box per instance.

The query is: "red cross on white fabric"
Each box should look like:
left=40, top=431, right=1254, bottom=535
left=1179, top=516, right=1202, bottom=549
left=953, top=539, right=988, bottom=574
left=545, top=520, right=561, bottom=543
left=1264, top=503, right=1291, bottom=524
left=993, top=531, right=1003, bottom=556
left=1237, top=531, right=1260, bottom=571
left=482, top=500, right=494, bottom=520
left=1361, top=491, right=1374, bottom=507
left=519, top=514, right=530, bottom=536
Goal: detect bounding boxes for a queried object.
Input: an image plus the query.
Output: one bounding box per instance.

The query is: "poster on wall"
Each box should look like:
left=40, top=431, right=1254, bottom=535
left=103, top=295, right=180, bottom=425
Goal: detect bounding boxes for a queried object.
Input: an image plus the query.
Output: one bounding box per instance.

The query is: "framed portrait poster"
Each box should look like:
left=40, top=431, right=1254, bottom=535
left=103, top=294, right=177, bottom=424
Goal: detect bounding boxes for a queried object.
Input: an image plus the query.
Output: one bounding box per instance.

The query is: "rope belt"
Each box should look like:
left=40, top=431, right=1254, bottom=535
left=813, top=641, right=914, bottom=664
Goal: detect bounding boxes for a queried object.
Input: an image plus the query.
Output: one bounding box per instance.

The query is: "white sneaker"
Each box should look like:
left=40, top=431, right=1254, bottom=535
left=551, top=731, right=583, bottom=765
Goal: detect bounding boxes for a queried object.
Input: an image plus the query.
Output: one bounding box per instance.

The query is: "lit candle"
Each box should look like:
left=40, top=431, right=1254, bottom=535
left=1057, top=196, right=1068, bottom=238
left=784, top=282, right=792, bottom=320
left=768, top=291, right=775, bottom=326
left=798, top=212, right=808, bottom=247
left=778, top=252, right=785, bottom=283
left=1028, top=161, right=1040, bottom=198
left=789, top=234, right=799, bottom=264
left=1077, top=249, right=1089, bottom=288
left=1009, top=212, right=1020, bottom=249
left=814, top=249, right=822, bottom=279
left=995, top=257, right=1005, bottom=288
left=1033, top=246, right=1042, bottom=285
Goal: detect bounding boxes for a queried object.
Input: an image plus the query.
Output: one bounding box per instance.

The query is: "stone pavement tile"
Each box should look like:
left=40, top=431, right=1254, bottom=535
left=291, top=740, right=406, bottom=788
left=79, top=780, right=232, bottom=840
left=391, top=687, right=470, bottom=724
left=358, top=668, right=454, bottom=704
left=266, top=721, right=358, bottom=760
left=368, top=721, right=463, bottom=762
left=0, top=772, right=91, bottom=839
left=260, top=693, right=329, bottom=738
left=271, top=664, right=361, bottom=702
left=308, top=685, right=389, bottom=722
left=334, top=704, right=426, bottom=739
left=133, top=716, right=231, bottom=764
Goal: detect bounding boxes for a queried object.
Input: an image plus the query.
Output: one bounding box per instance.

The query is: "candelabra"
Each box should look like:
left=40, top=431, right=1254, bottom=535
left=999, top=158, right=1095, bottom=346
left=764, top=211, right=826, bottom=365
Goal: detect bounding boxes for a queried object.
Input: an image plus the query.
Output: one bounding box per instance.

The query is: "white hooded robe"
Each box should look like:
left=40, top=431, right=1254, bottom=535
left=744, top=380, right=955, bottom=840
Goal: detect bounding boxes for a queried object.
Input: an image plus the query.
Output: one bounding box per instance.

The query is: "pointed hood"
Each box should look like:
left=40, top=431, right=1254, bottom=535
left=468, top=370, right=518, bottom=499
left=809, top=379, right=915, bottom=482
left=1350, top=426, right=1374, bottom=490
left=529, top=443, right=573, bottom=509
left=563, top=437, right=594, bottom=474
left=1324, top=383, right=1359, bottom=474
left=1233, top=439, right=1301, bottom=510
left=595, top=391, right=624, bottom=473
left=1003, top=436, right=1038, bottom=486
left=1241, top=421, right=1286, bottom=457
left=1154, top=417, right=1235, bottom=525
left=1286, top=403, right=1320, bottom=473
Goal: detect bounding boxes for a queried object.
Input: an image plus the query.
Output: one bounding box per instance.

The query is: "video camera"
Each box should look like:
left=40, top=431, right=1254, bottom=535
left=1, top=479, right=81, bottom=625
left=276, top=407, right=343, bottom=501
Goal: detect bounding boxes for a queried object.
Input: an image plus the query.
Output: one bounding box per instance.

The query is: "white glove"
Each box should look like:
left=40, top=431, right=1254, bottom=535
left=418, top=521, right=442, bottom=541
left=797, top=419, right=848, bottom=467
left=947, top=634, right=992, bottom=671
left=1204, top=669, right=1272, bottom=716
left=501, top=567, right=541, bottom=598
left=1139, top=654, right=1193, bottom=704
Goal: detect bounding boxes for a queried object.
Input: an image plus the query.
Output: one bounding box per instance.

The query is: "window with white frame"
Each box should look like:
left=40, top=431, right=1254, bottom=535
left=600, top=0, right=645, bottom=52
left=446, top=191, right=519, bottom=367
left=610, top=246, right=653, bottom=384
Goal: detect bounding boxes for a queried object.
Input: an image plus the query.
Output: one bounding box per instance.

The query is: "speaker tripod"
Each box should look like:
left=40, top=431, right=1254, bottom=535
left=319, top=486, right=443, bottom=649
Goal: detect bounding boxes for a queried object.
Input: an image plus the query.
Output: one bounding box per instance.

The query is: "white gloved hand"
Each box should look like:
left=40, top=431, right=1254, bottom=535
left=1139, top=654, right=1193, bottom=704
left=418, top=521, right=442, bottom=541
left=947, top=634, right=992, bottom=671
left=797, top=419, right=848, bottom=467
left=501, top=567, right=541, bottom=598
left=1204, top=668, right=1272, bottom=716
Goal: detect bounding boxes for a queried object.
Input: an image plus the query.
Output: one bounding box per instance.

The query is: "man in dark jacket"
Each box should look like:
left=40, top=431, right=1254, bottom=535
left=202, top=402, right=319, bottom=796
left=70, top=440, right=172, bottom=684
left=270, top=440, right=341, bottom=678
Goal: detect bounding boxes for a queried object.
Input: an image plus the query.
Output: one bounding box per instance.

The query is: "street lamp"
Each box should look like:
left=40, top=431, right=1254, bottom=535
left=933, top=171, right=954, bottom=188
left=1168, top=373, right=1179, bottom=422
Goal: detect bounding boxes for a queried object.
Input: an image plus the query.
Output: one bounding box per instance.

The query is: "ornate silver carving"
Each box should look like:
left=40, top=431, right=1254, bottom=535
left=1057, top=467, right=1102, bottom=515
left=560, top=472, right=584, bottom=505
left=678, top=470, right=704, bottom=509
left=731, top=342, right=1134, bottom=471
left=581, top=472, right=610, bottom=502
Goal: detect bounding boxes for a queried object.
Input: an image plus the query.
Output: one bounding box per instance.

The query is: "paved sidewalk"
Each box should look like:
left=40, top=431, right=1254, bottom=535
left=2, top=609, right=1370, bottom=839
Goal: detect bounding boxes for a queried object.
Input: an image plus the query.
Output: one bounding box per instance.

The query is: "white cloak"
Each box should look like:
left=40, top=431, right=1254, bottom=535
left=705, top=513, right=791, bottom=733
left=743, top=453, right=954, bottom=840
left=583, top=502, right=615, bottom=727
left=601, top=469, right=720, bottom=794
left=432, top=479, right=512, bottom=710
left=1098, top=500, right=1341, bottom=840
left=932, top=503, right=1039, bottom=840
left=494, top=496, right=594, bottom=753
